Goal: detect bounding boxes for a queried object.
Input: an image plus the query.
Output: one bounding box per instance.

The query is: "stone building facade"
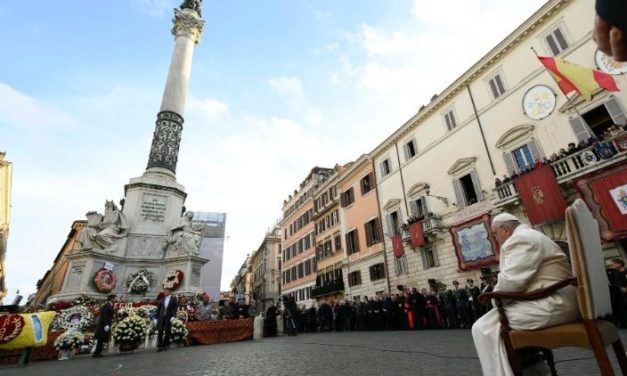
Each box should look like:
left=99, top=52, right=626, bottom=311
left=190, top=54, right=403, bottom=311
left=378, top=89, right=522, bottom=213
left=0, top=152, right=12, bottom=303
left=281, top=167, right=334, bottom=307
left=372, top=0, right=627, bottom=293
left=311, top=166, right=345, bottom=305
left=337, top=155, right=387, bottom=300
left=249, top=225, right=282, bottom=313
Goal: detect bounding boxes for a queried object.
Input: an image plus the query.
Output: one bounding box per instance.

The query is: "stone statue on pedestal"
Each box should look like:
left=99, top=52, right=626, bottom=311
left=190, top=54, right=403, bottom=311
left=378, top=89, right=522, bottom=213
left=164, top=211, right=205, bottom=256
left=180, top=0, right=202, bottom=16
left=75, top=200, right=129, bottom=253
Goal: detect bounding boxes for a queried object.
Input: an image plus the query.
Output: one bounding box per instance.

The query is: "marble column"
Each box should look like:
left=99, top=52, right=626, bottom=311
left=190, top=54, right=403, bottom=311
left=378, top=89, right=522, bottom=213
left=146, top=7, right=205, bottom=178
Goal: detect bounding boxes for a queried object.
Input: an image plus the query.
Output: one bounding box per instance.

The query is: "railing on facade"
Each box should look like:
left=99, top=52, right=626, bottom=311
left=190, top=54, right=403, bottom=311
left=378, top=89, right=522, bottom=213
left=492, top=137, right=627, bottom=207
left=311, top=280, right=345, bottom=298
left=401, top=214, right=443, bottom=240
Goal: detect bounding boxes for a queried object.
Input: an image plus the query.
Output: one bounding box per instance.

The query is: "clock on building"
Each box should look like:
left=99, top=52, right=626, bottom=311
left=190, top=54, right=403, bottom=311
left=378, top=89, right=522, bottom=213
left=595, top=49, right=627, bottom=75
left=522, top=84, right=556, bottom=120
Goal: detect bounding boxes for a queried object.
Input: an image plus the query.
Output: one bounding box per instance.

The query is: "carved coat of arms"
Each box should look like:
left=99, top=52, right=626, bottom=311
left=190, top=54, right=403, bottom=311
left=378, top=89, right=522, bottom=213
left=531, top=186, right=545, bottom=204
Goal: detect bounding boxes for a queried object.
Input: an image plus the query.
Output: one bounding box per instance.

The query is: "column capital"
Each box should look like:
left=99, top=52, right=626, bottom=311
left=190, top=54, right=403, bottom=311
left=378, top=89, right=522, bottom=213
left=172, top=8, right=205, bottom=44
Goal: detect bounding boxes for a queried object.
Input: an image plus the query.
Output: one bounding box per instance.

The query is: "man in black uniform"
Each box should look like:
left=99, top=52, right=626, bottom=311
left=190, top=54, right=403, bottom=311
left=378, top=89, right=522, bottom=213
left=440, top=285, right=457, bottom=329
left=466, top=279, right=482, bottom=322
left=452, top=281, right=470, bottom=328
left=93, top=294, right=115, bottom=358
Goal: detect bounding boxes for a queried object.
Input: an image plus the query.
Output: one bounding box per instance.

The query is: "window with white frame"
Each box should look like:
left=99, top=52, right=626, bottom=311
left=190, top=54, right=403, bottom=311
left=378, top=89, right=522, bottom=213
left=387, top=210, right=402, bottom=236
left=488, top=73, right=506, bottom=99
left=380, top=158, right=392, bottom=177
left=544, top=26, right=570, bottom=56
left=503, top=139, right=543, bottom=175
left=403, top=138, right=418, bottom=161
left=421, top=245, right=439, bottom=269
left=395, top=254, right=409, bottom=275
left=444, top=109, right=457, bottom=131
left=452, top=169, right=483, bottom=208
left=409, top=196, right=427, bottom=219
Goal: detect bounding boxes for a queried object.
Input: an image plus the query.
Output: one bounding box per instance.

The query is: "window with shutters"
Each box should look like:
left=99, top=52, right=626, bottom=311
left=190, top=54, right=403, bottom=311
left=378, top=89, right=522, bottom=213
left=298, top=263, right=304, bottom=278
left=512, top=144, right=535, bottom=170
left=380, top=158, right=392, bottom=177
left=388, top=210, right=402, bottom=236
left=409, top=197, right=427, bottom=219
left=348, top=271, right=362, bottom=287
left=369, top=263, right=386, bottom=281
left=453, top=169, right=483, bottom=207
left=444, top=109, right=457, bottom=131
left=577, top=97, right=627, bottom=139
left=360, top=173, right=374, bottom=195
left=346, top=229, right=359, bottom=255
left=365, top=218, right=381, bottom=246
left=503, top=139, right=543, bottom=175
left=335, top=235, right=342, bottom=251
left=403, top=138, right=418, bottom=161
left=421, top=245, right=439, bottom=269
left=341, top=187, right=355, bottom=207
left=487, top=72, right=506, bottom=99
left=544, top=26, right=570, bottom=56
left=291, top=266, right=297, bottom=281
left=395, top=254, right=409, bottom=275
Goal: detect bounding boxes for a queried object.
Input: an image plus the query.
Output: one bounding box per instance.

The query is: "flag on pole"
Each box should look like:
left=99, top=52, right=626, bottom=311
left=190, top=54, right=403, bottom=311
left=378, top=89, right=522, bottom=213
left=538, top=56, right=619, bottom=101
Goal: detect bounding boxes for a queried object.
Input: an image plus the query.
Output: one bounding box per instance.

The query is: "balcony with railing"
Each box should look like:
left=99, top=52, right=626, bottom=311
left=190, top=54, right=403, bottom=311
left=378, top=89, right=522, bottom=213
left=492, top=135, right=627, bottom=207
left=311, top=279, right=345, bottom=298
left=401, top=213, right=444, bottom=242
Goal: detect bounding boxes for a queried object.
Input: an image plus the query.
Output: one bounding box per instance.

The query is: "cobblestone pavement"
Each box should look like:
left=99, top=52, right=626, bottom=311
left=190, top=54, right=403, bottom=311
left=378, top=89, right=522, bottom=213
left=3, top=329, right=627, bottom=376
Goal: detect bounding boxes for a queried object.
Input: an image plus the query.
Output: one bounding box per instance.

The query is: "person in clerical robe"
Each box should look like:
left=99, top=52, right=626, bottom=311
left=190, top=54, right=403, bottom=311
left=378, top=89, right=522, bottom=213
left=472, top=213, right=579, bottom=376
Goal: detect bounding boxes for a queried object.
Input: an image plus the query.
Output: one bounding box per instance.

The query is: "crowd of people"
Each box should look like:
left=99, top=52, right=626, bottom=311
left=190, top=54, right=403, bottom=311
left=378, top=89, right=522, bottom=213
left=264, top=275, right=499, bottom=336
left=495, top=123, right=626, bottom=187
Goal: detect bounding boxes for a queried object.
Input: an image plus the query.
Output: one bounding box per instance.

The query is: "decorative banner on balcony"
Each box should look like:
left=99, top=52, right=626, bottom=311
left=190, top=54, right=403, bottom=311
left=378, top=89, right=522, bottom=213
left=409, top=222, right=426, bottom=248
left=514, top=164, right=567, bottom=225
left=449, top=214, right=499, bottom=271
left=575, top=163, right=627, bottom=241
left=392, top=234, right=404, bottom=258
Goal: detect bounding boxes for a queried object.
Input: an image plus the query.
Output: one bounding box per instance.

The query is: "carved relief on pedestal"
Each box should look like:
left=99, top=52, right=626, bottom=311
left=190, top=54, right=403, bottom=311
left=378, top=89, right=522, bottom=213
left=164, top=211, right=206, bottom=256
left=74, top=200, right=129, bottom=254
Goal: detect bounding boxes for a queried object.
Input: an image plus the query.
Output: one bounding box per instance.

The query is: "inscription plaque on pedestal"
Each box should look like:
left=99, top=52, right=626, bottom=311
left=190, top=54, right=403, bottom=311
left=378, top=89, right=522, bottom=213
left=141, top=193, right=168, bottom=223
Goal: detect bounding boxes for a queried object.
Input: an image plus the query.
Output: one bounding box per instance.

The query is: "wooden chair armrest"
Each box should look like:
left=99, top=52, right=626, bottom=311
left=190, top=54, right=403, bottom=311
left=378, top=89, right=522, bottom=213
left=479, top=277, right=577, bottom=304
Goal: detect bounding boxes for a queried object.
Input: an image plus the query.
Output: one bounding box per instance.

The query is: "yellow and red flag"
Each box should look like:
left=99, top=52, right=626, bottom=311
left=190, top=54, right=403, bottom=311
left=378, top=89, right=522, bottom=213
left=538, top=56, right=619, bottom=101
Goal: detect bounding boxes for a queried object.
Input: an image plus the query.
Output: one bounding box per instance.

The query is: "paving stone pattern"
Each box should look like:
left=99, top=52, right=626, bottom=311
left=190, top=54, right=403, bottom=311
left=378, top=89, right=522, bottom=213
left=2, top=329, right=626, bottom=376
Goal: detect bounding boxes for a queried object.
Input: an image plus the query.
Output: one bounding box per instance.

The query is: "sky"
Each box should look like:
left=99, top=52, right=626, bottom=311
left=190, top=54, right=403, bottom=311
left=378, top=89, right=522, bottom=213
left=1, top=0, right=549, bottom=303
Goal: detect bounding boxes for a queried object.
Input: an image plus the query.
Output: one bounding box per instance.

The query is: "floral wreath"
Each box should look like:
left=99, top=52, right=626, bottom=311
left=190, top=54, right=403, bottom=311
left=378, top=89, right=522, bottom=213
left=126, top=267, right=154, bottom=295
left=162, top=269, right=184, bottom=291
left=54, top=330, right=85, bottom=351
left=55, top=305, right=94, bottom=332
left=93, top=268, right=117, bottom=293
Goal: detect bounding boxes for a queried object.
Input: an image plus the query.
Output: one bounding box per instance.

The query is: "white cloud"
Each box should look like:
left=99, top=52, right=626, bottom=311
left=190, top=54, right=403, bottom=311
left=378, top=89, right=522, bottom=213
left=132, top=0, right=175, bottom=17
left=0, top=83, right=77, bottom=129
left=362, top=24, right=413, bottom=57
left=187, top=96, right=230, bottom=122
left=269, top=76, right=321, bottom=126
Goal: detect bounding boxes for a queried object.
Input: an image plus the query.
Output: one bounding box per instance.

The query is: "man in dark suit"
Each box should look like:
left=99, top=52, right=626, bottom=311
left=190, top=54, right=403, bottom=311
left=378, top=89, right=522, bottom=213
left=93, top=294, right=115, bottom=358
left=156, top=288, right=178, bottom=351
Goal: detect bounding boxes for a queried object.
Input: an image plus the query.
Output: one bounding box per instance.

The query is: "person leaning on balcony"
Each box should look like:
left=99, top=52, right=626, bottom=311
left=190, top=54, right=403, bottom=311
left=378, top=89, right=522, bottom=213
left=471, top=213, right=580, bottom=376
left=594, top=0, right=627, bottom=62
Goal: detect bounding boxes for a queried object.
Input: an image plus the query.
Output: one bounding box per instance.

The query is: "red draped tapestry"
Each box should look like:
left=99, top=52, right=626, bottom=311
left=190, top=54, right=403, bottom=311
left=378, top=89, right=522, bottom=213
left=186, top=319, right=253, bottom=345
left=514, top=164, right=567, bottom=225
left=575, top=163, right=627, bottom=241
left=408, top=222, right=425, bottom=248
left=392, top=234, right=404, bottom=258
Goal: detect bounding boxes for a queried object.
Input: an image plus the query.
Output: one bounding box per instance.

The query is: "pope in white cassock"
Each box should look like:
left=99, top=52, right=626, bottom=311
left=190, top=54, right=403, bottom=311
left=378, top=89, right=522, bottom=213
left=472, top=213, right=580, bottom=375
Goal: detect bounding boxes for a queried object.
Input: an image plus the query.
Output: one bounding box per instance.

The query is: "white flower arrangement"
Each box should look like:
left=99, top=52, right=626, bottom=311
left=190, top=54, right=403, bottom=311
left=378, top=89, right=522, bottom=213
left=112, top=315, right=148, bottom=345
left=54, top=305, right=94, bottom=332
left=54, top=330, right=85, bottom=351
left=170, top=318, right=188, bottom=344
